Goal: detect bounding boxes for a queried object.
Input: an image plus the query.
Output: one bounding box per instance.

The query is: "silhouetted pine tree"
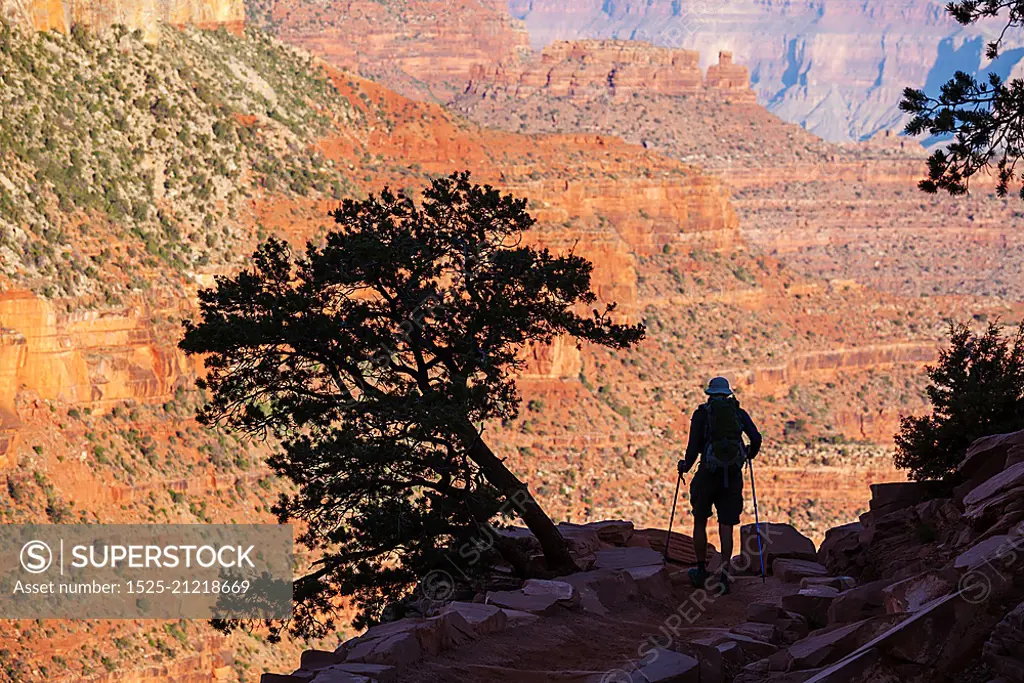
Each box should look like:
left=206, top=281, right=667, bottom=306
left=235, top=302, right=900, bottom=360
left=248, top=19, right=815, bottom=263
left=179, top=171, right=644, bottom=636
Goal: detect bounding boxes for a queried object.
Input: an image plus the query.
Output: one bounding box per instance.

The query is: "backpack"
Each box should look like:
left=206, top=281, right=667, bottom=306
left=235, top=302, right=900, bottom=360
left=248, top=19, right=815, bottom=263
left=702, top=395, right=747, bottom=485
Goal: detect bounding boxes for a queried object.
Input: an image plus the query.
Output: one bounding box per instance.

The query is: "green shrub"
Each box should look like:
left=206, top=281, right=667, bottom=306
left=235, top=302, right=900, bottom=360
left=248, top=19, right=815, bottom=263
left=895, top=321, right=1024, bottom=480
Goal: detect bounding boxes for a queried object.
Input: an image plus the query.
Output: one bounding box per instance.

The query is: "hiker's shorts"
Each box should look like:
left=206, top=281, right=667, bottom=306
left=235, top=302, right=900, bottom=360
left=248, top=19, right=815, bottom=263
left=690, top=465, right=744, bottom=526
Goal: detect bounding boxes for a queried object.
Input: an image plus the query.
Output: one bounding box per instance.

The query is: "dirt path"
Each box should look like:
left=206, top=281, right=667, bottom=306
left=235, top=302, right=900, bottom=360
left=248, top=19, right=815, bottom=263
left=399, top=568, right=798, bottom=682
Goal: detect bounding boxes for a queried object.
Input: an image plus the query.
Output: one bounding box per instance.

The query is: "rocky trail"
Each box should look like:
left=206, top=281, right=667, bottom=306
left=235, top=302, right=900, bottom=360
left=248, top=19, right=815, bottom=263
left=265, top=428, right=1024, bottom=683
left=402, top=571, right=795, bottom=682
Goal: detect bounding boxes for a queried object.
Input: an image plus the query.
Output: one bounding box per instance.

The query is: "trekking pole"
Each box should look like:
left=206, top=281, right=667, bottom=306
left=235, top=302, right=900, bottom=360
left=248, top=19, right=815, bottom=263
left=664, top=474, right=682, bottom=562
left=748, top=459, right=767, bottom=583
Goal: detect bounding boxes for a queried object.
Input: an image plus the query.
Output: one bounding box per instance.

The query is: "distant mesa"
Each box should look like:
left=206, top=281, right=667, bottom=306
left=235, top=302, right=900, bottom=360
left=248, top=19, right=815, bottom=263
left=1, top=0, right=245, bottom=41
left=466, top=41, right=755, bottom=103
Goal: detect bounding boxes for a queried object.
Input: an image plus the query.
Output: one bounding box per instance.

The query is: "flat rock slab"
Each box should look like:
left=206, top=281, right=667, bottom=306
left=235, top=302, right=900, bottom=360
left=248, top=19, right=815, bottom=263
left=718, top=632, right=780, bottom=659
left=628, top=648, right=700, bottom=683
left=881, top=569, right=956, bottom=614
left=789, top=618, right=879, bottom=669
left=487, top=590, right=566, bottom=616
left=440, top=602, right=508, bottom=635
left=783, top=587, right=840, bottom=627
left=523, top=578, right=579, bottom=604
left=964, top=461, right=1024, bottom=508
left=593, top=546, right=664, bottom=570
left=327, top=664, right=396, bottom=682
left=773, top=558, right=829, bottom=583
left=954, top=534, right=1015, bottom=572
left=740, top=523, right=817, bottom=571
left=801, top=576, right=856, bottom=591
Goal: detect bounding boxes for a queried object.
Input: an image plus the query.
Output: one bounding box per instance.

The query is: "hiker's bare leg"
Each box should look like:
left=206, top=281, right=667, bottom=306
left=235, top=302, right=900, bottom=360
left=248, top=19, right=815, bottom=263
left=719, top=523, right=734, bottom=573
left=693, top=518, right=708, bottom=567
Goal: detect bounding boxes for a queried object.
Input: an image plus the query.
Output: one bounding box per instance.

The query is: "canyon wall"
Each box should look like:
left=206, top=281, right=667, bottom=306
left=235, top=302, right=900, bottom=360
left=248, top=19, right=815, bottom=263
left=507, top=0, right=1024, bottom=141
left=1, top=0, right=244, bottom=39
left=466, top=40, right=754, bottom=103
left=261, top=0, right=531, bottom=101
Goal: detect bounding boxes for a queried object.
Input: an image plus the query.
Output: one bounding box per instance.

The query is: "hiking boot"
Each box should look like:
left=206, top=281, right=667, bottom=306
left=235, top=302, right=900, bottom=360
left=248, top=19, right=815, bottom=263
left=688, top=567, right=710, bottom=588
left=718, top=570, right=731, bottom=595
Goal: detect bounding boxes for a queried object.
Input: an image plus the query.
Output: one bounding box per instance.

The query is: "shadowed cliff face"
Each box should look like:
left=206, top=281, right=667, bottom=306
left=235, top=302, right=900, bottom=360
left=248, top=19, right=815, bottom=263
left=1, top=0, right=244, bottom=39
left=507, top=0, right=1024, bottom=141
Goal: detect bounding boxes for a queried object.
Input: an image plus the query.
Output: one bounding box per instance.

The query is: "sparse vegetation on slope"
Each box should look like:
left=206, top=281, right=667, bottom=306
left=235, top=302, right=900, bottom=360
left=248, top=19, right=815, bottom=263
left=0, top=21, right=356, bottom=303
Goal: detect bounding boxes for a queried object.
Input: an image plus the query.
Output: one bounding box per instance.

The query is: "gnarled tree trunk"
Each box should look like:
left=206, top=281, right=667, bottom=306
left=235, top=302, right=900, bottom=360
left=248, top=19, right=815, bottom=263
left=464, top=434, right=576, bottom=575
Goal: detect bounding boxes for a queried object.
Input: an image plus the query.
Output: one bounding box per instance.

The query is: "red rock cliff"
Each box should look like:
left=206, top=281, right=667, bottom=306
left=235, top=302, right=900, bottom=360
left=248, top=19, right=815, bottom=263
left=3, top=0, right=244, bottom=39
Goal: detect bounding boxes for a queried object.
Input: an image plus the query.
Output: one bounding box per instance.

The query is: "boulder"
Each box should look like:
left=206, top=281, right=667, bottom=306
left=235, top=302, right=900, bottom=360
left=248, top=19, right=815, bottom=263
left=800, top=576, right=856, bottom=591
left=960, top=429, right=1024, bottom=484
left=788, top=617, right=901, bottom=670
left=840, top=590, right=999, bottom=670
left=776, top=612, right=810, bottom=644
left=563, top=569, right=638, bottom=615
left=593, top=546, right=664, bottom=570
left=640, top=528, right=702, bottom=565
left=817, top=522, right=864, bottom=575
left=626, top=534, right=653, bottom=549
left=739, top=523, right=816, bottom=573
left=439, top=602, right=508, bottom=635
left=584, top=520, right=635, bottom=546
left=954, top=534, right=1019, bottom=596
left=869, top=481, right=947, bottom=516
left=984, top=601, right=1024, bottom=683
left=773, top=558, right=829, bottom=583
left=826, top=579, right=890, bottom=625
left=965, top=462, right=1024, bottom=521
left=628, top=648, right=700, bottom=682
left=344, top=611, right=475, bottom=663
left=802, top=647, right=885, bottom=683
left=625, top=565, right=673, bottom=601
left=747, top=602, right=790, bottom=624
left=730, top=621, right=779, bottom=643
left=676, top=640, right=724, bottom=683
left=262, top=676, right=311, bottom=683
left=782, top=586, right=840, bottom=627
left=881, top=569, right=957, bottom=614
left=300, top=650, right=345, bottom=671
left=343, top=631, right=421, bottom=667
left=311, top=664, right=395, bottom=683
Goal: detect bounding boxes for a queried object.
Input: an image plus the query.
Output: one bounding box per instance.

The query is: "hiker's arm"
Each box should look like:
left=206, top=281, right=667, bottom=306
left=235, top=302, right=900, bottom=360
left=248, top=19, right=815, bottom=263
left=741, top=409, right=762, bottom=458
left=679, top=409, right=705, bottom=473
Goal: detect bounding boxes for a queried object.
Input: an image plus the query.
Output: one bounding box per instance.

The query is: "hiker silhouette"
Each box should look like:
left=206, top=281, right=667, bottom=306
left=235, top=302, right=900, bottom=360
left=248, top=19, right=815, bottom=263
left=677, top=377, right=762, bottom=593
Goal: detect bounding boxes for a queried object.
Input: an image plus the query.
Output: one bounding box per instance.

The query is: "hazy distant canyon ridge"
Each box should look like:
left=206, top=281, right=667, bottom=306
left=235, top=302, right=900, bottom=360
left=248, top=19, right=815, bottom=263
left=508, top=0, right=1024, bottom=141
